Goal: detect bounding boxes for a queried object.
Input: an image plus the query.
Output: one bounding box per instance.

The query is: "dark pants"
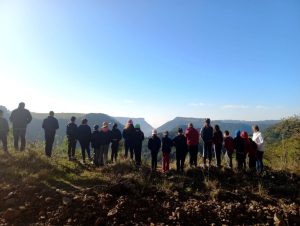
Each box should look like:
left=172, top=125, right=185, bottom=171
left=45, top=131, right=55, bottom=157
left=68, top=137, right=77, bottom=159
left=111, top=141, right=119, bottom=162
left=214, top=144, right=222, bottom=167
left=249, top=156, right=256, bottom=170
left=134, top=145, right=142, bottom=166
left=256, top=150, right=264, bottom=173
left=203, top=142, right=213, bottom=165
left=188, top=145, right=198, bottom=167
left=162, top=152, right=170, bottom=172
left=236, top=152, right=245, bottom=170
left=0, top=133, right=8, bottom=152
left=176, top=151, right=187, bottom=172
left=94, top=148, right=100, bottom=167
left=125, top=141, right=134, bottom=159
left=151, top=150, right=158, bottom=171
left=79, top=141, right=91, bottom=162
left=13, top=128, right=26, bottom=151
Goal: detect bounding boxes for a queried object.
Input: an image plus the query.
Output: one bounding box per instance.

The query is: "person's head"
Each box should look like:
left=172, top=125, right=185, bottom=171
left=0, top=110, right=3, bottom=117
left=224, top=130, right=230, bottom=137
left=178, top=128, right=183, bottom=135
left=135, top=124, right=141, bottom=130
left=82, top=119, right=88, bottom=125
left=235, top=130, right=241, bottom=138
left=164, top=131, right=169, bottom=137
left=18, top=102, right=25, bottom=109
left=252, top=125, right=260, bottom=133
left=128, top=119, right=133, bottom=125
left=188, top=123, right=194, bottom=129
left=241, top=131, right=249, bottom=139
left=113, top=123, right=118, bottom=129
left=215, top=125, right=220, bottom=132
left=49, top=111, right=54, bottom=117
left=71, top=116, right=76, bottom=122
left=152, top=129, right=158, bottom=136
left=94, top=125, right=99, bottom=131
left=102, top=122, right=109, bottom=128
left=205, top=118, right=211, bottom=126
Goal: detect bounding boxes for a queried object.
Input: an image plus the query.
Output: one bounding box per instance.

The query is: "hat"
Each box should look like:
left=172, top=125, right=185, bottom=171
left=135, top=124, right=141, bottom=129
left=241, top=131, right=248, bottom=139
left=128, top=119, right=133, bottom=125
left=178, top=128, right=183, bottom=133
left=152, top=129, right=158, bottom=135
left=102, top=122, right=109, bottom=128
left=94, top=125, right=99, bottom=130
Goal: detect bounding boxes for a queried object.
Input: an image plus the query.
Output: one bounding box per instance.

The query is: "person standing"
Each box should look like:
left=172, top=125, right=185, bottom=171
left=252, top=125, right=264, bottom=174
left=148, top=129, right=161, bottom=171
left=42, top=111, right=59, bottom=157
left=241, top=131, right=257, bottom=171
left=122, top=119, right=136, bottom=159
left=91, top=125, right=101, bottom=167
left=213, top=125, right=224, bottom=168
left=162, top=131, right=173, bottom=173
left=223, top=130, right=234, bottom=169
left=0, top=110, right=9, bottom=153
left=99, top=122, right=111, bottom=166
left=66, top=116, right=78, bottom=161
left=77, top=119, right=92, bottom=164
left=173, top=128, right=188, bottom=172
left=201, top=118, right=214, bottom=167
left=234, top=130, right=245, bottom=171
left=110, top=123, right=122, bottom=163
left=134, top=124, right=144, bottom=168
left=186, top=123, right=200, bottom=167
left=9, top=102, right=32, bottom=151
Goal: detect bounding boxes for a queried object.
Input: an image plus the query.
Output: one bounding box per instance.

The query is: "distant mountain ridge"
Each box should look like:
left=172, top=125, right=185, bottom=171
left=114, top=117, right=153, bottom=136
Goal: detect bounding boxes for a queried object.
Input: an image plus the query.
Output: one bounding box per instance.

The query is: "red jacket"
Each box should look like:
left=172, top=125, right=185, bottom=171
left=185, top=127, right=200, bottom=146
left=224, top=136, right=234, bottom=154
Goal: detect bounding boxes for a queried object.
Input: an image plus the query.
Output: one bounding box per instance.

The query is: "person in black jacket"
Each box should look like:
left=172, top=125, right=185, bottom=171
left=42, top=111, right=59, bottom=157
left=134, top=124, right=144, bottom=167
left=122, top=119, right=136, bottom=159
left=234, top=130, right=245, bottom=171
left=9, top=102, right=32, bottom=151
left=66, top=116, right=78, bottom=161
left=162, top=131, right=173, bottom=173
left=0, top=110, right=9, bottom=153
left=91, top=125, right=101, bottom=167
left=77, top=119, right=92, bottom=164
left=111, top=123, right=122, bottom=163
left=148, top=129, right=161, bottom=171
left=99, top=122, right=111, bottom=166
left=213, top=125, right=224, bottom=168
left=173, top=128, right=188, bottom=172
left=200, top=118, right=214, bottom=167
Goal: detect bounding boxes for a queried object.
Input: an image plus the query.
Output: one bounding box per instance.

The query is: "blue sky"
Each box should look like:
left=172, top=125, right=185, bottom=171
left=0, top=0, right=299, bottom=127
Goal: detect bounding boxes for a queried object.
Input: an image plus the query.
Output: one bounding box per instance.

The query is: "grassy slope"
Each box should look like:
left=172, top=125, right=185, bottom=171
left=0, top=149, right=299, bottom=226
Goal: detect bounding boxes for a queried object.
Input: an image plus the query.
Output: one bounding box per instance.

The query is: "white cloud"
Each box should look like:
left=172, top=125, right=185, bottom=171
left=222, top=105, right=249, bottom=109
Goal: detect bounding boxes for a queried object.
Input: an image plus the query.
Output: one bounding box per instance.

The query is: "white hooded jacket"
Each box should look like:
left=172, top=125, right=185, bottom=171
left=252, top=131, right=264, bottom=152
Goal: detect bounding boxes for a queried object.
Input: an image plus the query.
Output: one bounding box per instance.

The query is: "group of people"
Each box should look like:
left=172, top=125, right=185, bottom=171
left=0, top=103, right=265, bottom=174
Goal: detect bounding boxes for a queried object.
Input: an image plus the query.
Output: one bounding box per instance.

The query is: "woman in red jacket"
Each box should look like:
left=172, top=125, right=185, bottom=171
left=185, top=123, right=200, bottom=168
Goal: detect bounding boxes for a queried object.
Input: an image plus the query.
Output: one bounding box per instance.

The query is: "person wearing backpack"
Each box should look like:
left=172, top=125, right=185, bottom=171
left=77, top=119, right=92, bottom=164
left=201, top=118, right=214, bottom=167
left=66, top=116, right=78, bottom=161
left=91, top=125, right=101, bottom=167
left=224, top=130, right=234, bottom=169
left=134, top=124, right=144, bottom=167
left=252, top=125, right=264, bottom=174
left=111, top=123, right=122, bottom=163
left=122, top=119, right=136, bottom=160
left=161, top=131, right=173, bottom=173
left=173, top=128, right=188, bottom=172
left=148, top=129, right=161, bottom=171
left=213, top=125, right=224, bottom=168
left=0, top=110, right=9, bottom=154
left=234, top=130, right=245, bottom=171
left=185, top=123, right=200, bottom=168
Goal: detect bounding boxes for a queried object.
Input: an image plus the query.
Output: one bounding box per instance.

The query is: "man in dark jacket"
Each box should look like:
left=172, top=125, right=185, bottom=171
left=148, top=129, right=161, bottom=171
left=111, top=123, right=122, bottom=163
left=77, top=119, right=92, bottom=164
left=122, top=119, right=136, bottom=159
left=0, top=110, right=9, bottom=153
left=173, top=128, right=188, bottom=172
left=162, top=131, right=173, bottom=172
left=200, top=118, right=214, bottom=167
left=134, top=124, right=144, bottom=167
left=9, top=102, right=32, bottom=151
left=42, top=111, right=59, bottom=157
left=99, top=122, right=111, bottom=166
left=91, top=125, right=101, bottom=167
left=185, top=123, right=200, bottom=168
left=66, top=116, right=78, bottom=161
left=213, top=125, right=224, bottom=168
left=234, top=130, right=245, bottom=171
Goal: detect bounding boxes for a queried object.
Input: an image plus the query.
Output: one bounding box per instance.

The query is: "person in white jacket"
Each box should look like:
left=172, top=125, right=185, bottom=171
left=252, top=125, right=264, bottom=174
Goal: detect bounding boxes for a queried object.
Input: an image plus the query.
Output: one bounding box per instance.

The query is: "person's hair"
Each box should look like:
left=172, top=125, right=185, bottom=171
left=178, top=128, right=183, bottom=134
left=18, top=102, right=25, bottom=108
left=215, top=124, right=220, bottom=131
left=113, top=123, right=118, bottom=129
left=188, top=123, right=194, bottom=128
left=82, top=119, right=88, bottom=124
left=125, top=123, right=132, bottom=130
left=253, top=125, right=260, bottom=132
left=71, top=116, right=76, bottom=122
left=205, top=118, right=211, bottom=125
left=224, top=130, right=230, bottom=136
left=49, top=111, right=54, bottom=116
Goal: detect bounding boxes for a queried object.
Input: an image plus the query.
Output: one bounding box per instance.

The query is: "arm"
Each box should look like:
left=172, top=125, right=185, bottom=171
left=4, top=119, right=9, bottom=134
left=27, top=110, right=32, bottom=124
